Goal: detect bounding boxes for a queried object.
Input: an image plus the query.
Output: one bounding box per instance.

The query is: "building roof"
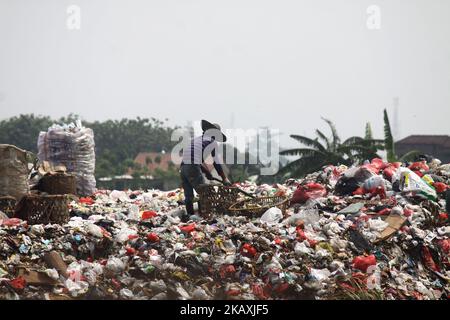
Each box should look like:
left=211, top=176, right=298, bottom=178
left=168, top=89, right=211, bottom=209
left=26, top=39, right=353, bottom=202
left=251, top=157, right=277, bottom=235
left=396, top=135, right=450, bottom=148
left=134, top=152, right=174, bottom=172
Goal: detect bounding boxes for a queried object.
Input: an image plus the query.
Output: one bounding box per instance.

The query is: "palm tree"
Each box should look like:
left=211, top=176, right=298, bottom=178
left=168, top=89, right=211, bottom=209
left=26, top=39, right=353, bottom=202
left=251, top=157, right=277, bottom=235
left=279, top=118, right=384, bottom=177
left=383, top=109, right=419, bottom=162
left=384, top=109, right=396, bottom=162
left=341, top=122, right=385, bottom=162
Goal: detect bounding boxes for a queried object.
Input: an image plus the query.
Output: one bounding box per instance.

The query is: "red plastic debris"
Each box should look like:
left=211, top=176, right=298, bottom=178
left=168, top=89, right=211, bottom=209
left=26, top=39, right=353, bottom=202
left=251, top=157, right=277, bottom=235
left=352, top=255, right=376, bottom=272
left=126, top=247, right=136, bottom=255
left=370, top=158, right=385, bottom=171
left=225, top=289, right=241, bottom=296
left=409, top=161, right=429, bottom=173
left=307, top=239, right=318, bottom=248
left=9, top=276, right=27, bottom=290
left=111, top=278, right=121, bottom=290
left=382, top=163, right=400, bottom=181
left=180, top=223, right=196, bottom=234
left=296, top=226, right=307, bottom=241
left=147, top=232, right=160, bottom=242
left=437, top=239, right=450, bottom=255
left=141, top=210, right=158, bottom=220
left=403, top=208, right=413, bottom=217
left=274, top=282, right=290, bottom=294
left=439, top=212, right=448, bottom=222
left=422, top=246, right=440, bottom=272
left=252, top=284, right=268, bottom=299
left=433, top=182, right=448, bottom=193
left=352, top=187, right=366, bottom=196
left=127, top=234, right=139, bottom=240
left=377, top=208, right=391, bottom=216
left=0, top=218, right=23, bottom=227
left=291, top=183, right=327, bottom=204
left=413, top=170, right=424, bottom=177
left=241, top=243, right=257, bottom=258
left=79, top=197, right=94, bottom=205
left=219, top=264, right=236, bottom=278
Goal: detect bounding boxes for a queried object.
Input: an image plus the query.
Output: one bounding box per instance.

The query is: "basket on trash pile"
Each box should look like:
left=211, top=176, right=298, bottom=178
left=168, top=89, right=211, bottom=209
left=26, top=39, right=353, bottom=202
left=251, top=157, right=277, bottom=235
left=198, top=185, right=240, bottom=216
left=14, top=194, right=69, bottom=225
left=228, top=196, right=289, bottom=217
left=0, top=196, right=17, bottom=218
left=38, top=173, right=77, bottom=195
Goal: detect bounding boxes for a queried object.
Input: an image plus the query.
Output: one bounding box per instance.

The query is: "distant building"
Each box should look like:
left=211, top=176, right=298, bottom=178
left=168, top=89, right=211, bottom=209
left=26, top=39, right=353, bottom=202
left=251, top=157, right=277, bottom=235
left=133, top=152, right=175, bottom=173
left=395, top=135, right=450, bottom=163
left=133, top=151, right=230, bottom=180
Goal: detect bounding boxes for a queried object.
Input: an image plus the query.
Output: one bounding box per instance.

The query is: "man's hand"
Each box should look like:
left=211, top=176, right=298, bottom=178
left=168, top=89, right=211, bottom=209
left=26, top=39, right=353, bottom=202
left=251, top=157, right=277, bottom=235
left=222, top=178, right=232, bottom=186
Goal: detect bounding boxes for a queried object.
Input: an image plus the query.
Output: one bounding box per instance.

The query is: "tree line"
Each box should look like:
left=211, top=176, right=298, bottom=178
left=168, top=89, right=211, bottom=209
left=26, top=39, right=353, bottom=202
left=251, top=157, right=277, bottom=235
left=0, top=114, right=178, bottom=178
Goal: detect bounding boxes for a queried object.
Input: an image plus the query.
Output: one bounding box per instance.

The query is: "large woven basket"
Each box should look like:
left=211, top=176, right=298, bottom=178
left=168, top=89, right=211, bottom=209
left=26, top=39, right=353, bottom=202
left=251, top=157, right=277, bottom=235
left=228, top=196, right=289, bottom=217
left=38, top=173, right=77, bottom=195
left=0, top=196, right=17, bottom=218
left=198, top=184, right=240, bottom=216
left=14, top=194, right=70, bottom=225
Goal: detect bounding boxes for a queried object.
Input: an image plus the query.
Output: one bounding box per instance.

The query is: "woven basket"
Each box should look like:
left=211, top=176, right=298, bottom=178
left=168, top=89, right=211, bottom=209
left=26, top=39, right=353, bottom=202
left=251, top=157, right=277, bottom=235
left=0, top=196, right=17, bottom=218
left=198, top=185, right=240, bottom=216
left=38, top=173, right=77, bottom=195
left=228, top=196, right=289, bottom=217
left=14, top=194, right=70, bottom=225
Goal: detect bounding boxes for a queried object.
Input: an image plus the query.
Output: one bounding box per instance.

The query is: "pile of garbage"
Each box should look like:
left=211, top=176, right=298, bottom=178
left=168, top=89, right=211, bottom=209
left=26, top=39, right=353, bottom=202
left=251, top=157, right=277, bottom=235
left=0, top=158, right=449, bottom=300
left=37, top=121, right=96, bottom=196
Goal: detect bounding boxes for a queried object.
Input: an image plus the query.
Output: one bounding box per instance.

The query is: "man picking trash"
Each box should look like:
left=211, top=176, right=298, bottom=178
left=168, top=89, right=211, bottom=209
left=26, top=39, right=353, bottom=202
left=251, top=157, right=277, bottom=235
left=180, top=120, right=231, bottom=220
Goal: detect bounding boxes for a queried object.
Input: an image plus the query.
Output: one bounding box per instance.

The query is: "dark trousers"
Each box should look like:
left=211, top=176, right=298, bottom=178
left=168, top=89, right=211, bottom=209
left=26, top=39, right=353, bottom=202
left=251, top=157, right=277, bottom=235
left=180, top=164, right=205, bottom=216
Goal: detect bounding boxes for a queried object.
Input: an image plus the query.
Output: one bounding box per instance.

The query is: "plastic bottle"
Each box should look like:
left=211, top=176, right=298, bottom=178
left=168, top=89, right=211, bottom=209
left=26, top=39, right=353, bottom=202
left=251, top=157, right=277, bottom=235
left=363, top=175, right=385, bottom=191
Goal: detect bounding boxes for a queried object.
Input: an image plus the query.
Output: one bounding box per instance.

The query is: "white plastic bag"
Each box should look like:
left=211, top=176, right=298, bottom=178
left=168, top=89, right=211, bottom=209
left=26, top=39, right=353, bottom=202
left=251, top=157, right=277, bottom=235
left=260, top=207, right=283, bottom=224
left=397, top=168, right=437, bottom=200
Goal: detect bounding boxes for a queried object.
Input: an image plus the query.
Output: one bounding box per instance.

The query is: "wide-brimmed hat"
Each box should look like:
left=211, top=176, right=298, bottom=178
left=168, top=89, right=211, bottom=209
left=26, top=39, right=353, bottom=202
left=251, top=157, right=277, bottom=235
left=201, top=120, right=227, bottom=142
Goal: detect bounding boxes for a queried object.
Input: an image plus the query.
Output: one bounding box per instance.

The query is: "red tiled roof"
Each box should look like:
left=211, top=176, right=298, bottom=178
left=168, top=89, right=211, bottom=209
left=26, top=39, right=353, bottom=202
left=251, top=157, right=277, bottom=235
left=134, top=152, right=174, bottom=172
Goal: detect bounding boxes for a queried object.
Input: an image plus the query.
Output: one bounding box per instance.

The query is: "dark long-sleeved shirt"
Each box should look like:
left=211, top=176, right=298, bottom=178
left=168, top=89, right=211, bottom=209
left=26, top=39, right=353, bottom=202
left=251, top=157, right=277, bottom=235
left=181, top=135, right=225, bottom=176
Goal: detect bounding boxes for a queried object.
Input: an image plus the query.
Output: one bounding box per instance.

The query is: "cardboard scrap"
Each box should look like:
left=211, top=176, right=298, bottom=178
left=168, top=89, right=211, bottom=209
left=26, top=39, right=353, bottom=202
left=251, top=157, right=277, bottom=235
left=375, top=214, right=408, bottom=243
left=43, top=251, right=68, bottom=278
left=17, top=268, right=58, bottom=286
left=38, top=161, right=67, bottom=176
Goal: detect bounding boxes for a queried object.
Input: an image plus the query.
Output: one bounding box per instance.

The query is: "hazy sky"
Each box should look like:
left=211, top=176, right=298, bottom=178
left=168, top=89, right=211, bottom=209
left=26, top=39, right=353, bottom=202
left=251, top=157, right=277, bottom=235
left=0, top=0, right=449, bottom=148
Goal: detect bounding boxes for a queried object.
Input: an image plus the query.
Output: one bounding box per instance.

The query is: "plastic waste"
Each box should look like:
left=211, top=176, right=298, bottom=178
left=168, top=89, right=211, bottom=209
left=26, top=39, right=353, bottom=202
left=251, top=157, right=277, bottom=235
left=291, top=183, right=327, bottom=204
left=260, top=207, right=283, bottom=224
left=397, top=168, right=437, bottom=200
left=352, top=255, right=376, bottom=272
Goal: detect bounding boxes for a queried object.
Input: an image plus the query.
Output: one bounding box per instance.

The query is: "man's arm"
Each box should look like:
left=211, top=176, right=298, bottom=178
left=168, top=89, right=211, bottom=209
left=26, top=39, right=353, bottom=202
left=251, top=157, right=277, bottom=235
left=200, top=163, right=213, bottom=180
left=211, top=146, right=231, bottom=185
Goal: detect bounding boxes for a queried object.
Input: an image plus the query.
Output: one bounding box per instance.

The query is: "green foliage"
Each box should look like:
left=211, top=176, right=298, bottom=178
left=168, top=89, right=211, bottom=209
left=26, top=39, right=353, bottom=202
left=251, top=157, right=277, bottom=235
left=365, top=122, right=373, bottom=140
left=153, top=167, right=179, bottom=179
left=0, top=114, right=53, bottom=152
left=384, top=109, right=396, bottom=162
left=0, top=114, right=178, bottom=178
left=280, top=118, right=384, bottom=178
